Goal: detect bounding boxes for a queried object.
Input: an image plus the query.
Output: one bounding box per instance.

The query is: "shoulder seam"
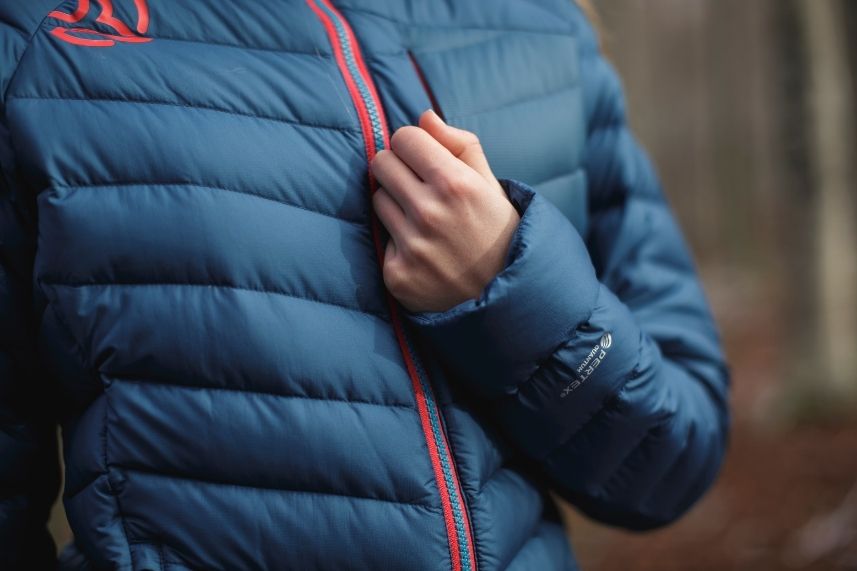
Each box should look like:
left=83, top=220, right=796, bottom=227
left=0, top=17, right=30, bottom=40
left=1, top=2, right=67, bottom=181
left=2, top=1, right=67, bottom=106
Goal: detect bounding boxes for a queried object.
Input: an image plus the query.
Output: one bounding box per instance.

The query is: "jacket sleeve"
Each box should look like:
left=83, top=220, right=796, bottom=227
left=400, top=21, right=730, bottom=531
left=1, top=8, right=64, bottom=564
left=0, top=140, right=61, bottom=566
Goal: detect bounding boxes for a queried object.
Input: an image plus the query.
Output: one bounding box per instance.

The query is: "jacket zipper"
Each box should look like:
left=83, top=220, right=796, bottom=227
left=305, top=2, right=477, bottom=570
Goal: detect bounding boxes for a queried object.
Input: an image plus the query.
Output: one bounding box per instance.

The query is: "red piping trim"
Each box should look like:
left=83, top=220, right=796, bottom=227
left=305, top=0, right=377, bottom=176
left=435, top=403, right=477, bottom=568
left=389, top=297, right=463, bottom=571
left=326, top=0, right=390, bottom=150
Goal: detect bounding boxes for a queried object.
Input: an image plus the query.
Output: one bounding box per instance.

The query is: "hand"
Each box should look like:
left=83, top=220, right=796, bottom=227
left=370, top=109, right=521, bottom=313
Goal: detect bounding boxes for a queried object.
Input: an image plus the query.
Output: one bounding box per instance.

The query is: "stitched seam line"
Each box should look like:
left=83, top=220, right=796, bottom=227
left=406, top=31, right=506, bottom=59
left=333, top=5, right=575, bottom=37
left=103, top=384, right=134, bottom=565
left=45, top=180, right=368, bottom=227
left=588, top=116, right=624, bottom=137
left=41, top=280, right=389, bottom=322
left=142, top=32, right=406, bottom=59
left=48, top=178, right=367, bottom=225
left=600, top=423, right=669, bottom=502
left=544, top=366, right=646, bottom=463
left=124, top=542, right=186, bottom=567
left=1, top=0, right=70, bottom=104
left=107, top=375, right=415, bottom=410
left=509, top=286, right=603, bottom=398
left=518, top=329, right=584, bottom=394
left=91, top=30, right=335, bottom=57
left=44, top=293, right=96, bottom=371
left=593, top=426, right=656, bottom=500
left=587, top=185, right=665, bottom=214
left=0, top=17, right=29, bottom=39
left=474, top=462, right=506, bottom=496
left=545, top=388, right=623, bottom=466
left=500, top=519, right=550, bottom=571
left=586, top=73, right=621, bottom=132
left=113, top=463, right=440, bottom=511
left=447, top=81, right=579, bottom=122
left=532, top=166, right=584, bottom=189
left=45, top=24, right=408, bottom=58
left=499, top=501, right=545, bottom=571
left=63, top=471, right=99, bottom=503
left=8, top=94, right=360, bottom=134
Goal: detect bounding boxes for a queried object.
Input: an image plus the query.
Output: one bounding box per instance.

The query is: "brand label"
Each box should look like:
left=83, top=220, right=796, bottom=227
left=48, top=0, right=152, bottom=47
left=560, top=332, right=612, bottom=398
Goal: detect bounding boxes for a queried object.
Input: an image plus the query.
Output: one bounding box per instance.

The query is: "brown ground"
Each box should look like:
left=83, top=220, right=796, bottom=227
left=564, top=420, right=857, bottom=571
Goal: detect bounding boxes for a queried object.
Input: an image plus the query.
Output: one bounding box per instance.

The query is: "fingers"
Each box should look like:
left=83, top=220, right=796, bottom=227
left=418, top=109, right=494, bottom=181
left=383, top=234, right=398, bottom=266
left=388, top=123, right=469, bottom=185
left=370, top=149, right=426, bottom=219
left=372, top=186, right=409, bottom=243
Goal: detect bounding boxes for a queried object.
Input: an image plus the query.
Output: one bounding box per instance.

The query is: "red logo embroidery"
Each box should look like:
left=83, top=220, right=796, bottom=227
left=48, top=0, right=152, bottom=47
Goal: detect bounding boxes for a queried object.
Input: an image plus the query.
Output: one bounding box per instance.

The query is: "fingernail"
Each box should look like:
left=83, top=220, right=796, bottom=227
left=428, top=108, right=445, bottom=124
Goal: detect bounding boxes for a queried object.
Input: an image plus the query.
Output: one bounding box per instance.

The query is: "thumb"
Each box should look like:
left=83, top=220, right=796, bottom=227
left=419, top=109, right=494, bottom=181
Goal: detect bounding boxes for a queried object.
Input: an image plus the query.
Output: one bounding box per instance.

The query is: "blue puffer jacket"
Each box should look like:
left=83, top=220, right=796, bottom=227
left=0, top=0, right=731, bottom=569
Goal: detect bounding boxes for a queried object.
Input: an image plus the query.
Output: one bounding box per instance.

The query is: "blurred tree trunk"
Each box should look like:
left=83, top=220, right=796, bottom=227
left=597, top=0, right=857, bottom=419
left=798, top=0, right=857, bottom=403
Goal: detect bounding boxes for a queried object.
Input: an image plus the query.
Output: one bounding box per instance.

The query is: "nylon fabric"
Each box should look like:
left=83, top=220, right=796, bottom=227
left=0, top=1, right=729, bottom=569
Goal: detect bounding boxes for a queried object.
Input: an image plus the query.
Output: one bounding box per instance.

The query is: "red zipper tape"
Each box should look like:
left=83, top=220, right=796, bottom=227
left=305, top=2, right=476, bottom=569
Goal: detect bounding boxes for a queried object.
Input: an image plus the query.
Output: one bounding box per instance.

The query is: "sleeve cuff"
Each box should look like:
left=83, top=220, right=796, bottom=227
left=399, top=178, right=602, bottom=398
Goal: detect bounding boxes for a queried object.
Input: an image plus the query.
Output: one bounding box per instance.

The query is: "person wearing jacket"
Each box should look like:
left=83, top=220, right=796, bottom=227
left=0, top=0, right=730, bottom=569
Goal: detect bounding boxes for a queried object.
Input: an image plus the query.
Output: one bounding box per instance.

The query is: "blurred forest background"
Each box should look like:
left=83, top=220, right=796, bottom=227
left=562, top=1, right=857, bottom=570
left=46, top=1, right=857, bottom=569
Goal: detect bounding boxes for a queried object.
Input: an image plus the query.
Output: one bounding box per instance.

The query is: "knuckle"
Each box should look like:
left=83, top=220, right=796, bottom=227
left=372, top=187, right=387, bottom=208
left=389, top=129, right=403, bottom=152
left=412, top=202, right=442, bottom=231
left=463, top=132, right=485, bottom=157
left=383, top=258, right=407, bottom=293
left=390, top=125, right=419, bottom=151
left=372, top=149, right=390, bottom=167
left=463, top=170, right=485, bottom=190
left=431, top=172, right=456, bottom=196
left=402, top=236, right=431, bottom=264
left=462, top=130, right=481, bottom=146
left=436, top=172, right=475, bottom=199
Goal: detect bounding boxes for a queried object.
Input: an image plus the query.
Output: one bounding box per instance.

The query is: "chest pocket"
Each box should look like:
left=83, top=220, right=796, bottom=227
left=405, top=28, right=589, bottom=237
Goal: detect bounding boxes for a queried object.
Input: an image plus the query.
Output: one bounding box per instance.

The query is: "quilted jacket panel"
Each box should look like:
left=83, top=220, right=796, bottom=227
left=0, top=1, right=730, bottom=569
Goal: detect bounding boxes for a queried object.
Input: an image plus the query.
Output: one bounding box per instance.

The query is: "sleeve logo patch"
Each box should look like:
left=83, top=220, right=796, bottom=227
left=47, top=0, right=152, bottom=47
left=560, top=332, right=613, bottom=399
